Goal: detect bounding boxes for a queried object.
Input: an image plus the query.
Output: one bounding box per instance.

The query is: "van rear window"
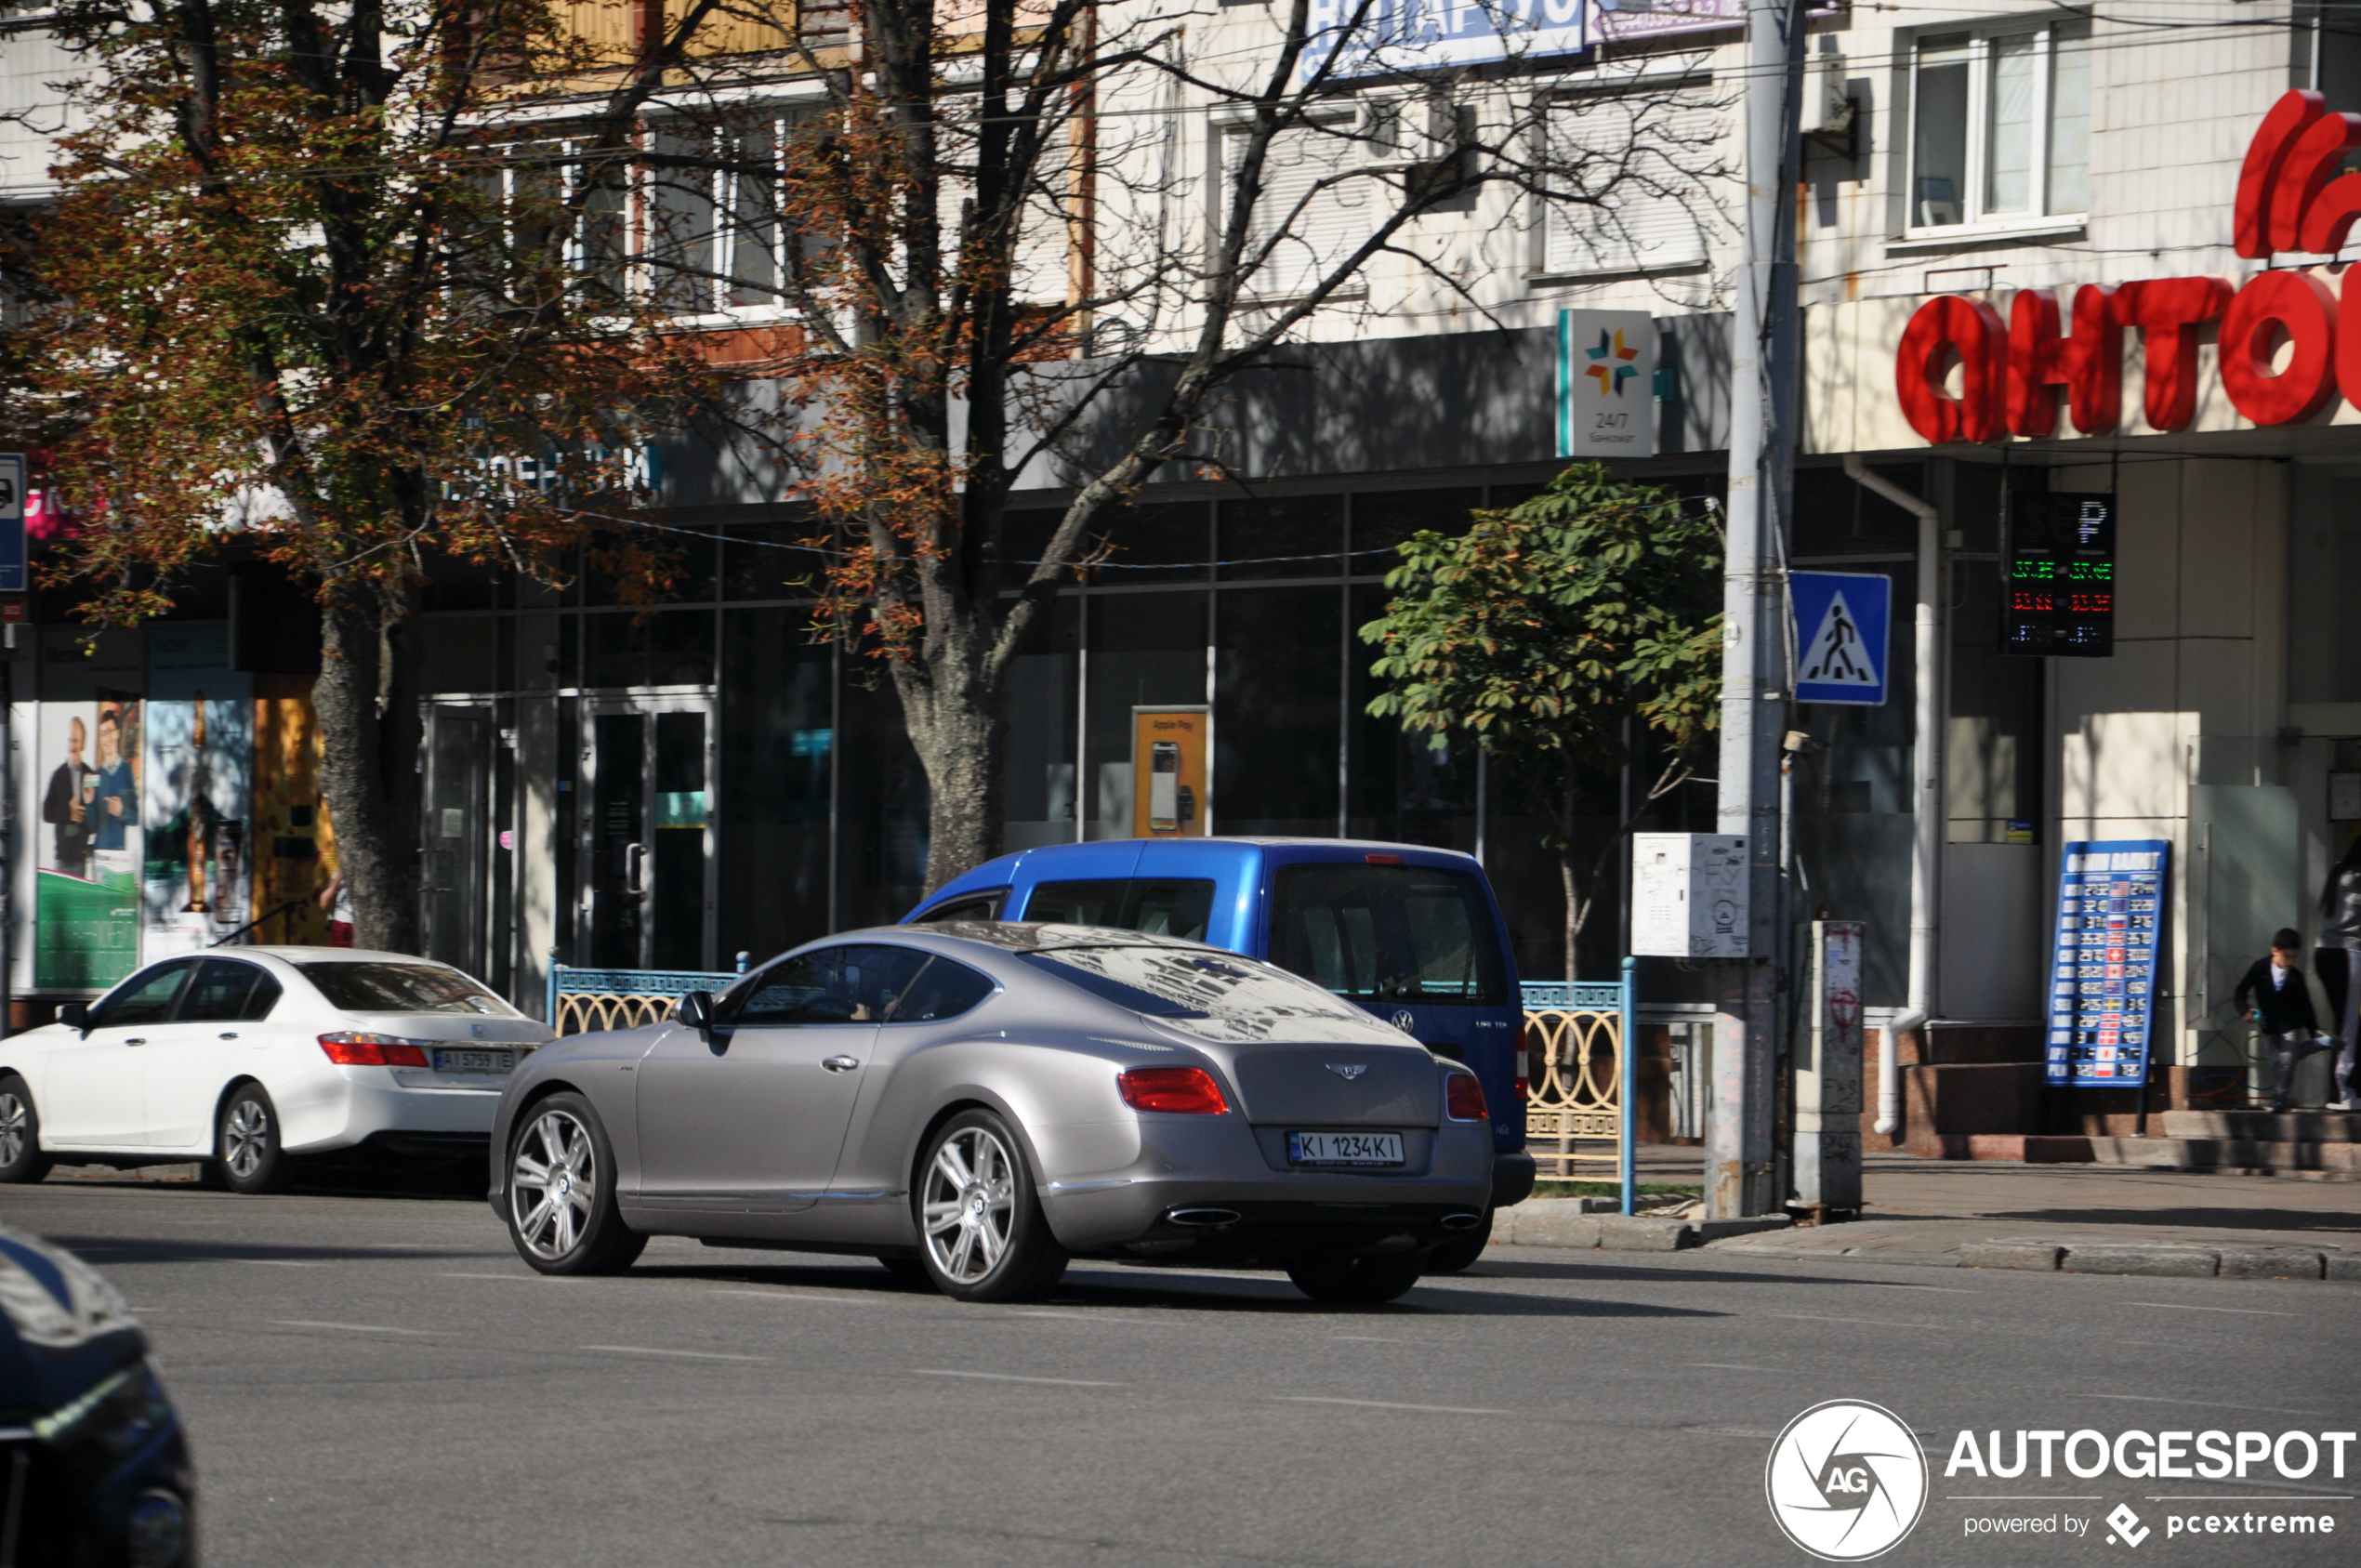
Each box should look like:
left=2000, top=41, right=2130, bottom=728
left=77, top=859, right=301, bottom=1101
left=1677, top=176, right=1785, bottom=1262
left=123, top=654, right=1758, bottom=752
left=1021, top=878, right=1215, bottom=942
left=1269, top=863, right=1508, bottom=1007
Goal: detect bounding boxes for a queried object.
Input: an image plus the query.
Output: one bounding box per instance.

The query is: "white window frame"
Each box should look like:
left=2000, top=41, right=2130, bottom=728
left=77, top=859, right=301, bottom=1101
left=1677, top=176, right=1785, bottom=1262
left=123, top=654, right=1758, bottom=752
left=636, top=113, right=811, bottom=325
left=1530, top=76, right=1718, bottom=283
left=1212, top=101, right=1378, bottom=307
left=1901, top=18, right=2090, bottom=242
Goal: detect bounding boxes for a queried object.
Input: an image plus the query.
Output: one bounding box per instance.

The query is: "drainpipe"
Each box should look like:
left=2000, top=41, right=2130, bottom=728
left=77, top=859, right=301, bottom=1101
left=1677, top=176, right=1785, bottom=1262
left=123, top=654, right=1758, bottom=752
left=1841, top=454, right=1939, bottom=1137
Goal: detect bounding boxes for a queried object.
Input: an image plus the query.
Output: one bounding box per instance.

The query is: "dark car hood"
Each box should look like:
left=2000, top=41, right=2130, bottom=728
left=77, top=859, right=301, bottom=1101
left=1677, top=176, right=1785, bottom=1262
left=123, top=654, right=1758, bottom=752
left=0, top=1228, right=148, bottom=1423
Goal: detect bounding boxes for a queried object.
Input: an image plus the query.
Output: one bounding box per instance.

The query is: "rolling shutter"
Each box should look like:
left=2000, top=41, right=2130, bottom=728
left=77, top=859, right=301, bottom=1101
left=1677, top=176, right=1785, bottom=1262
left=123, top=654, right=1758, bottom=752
left=1543, top=90, right=1719, bottom=277
left=1224, top=113, right=1373, bottom=300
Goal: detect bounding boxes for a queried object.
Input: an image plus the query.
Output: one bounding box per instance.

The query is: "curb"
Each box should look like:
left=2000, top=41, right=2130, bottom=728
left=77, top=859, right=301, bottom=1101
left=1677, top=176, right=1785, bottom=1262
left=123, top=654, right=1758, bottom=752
left=1957, top=1240, right=2359, bottom=1281
left=1495, top=1201, right=1793, bottom=1253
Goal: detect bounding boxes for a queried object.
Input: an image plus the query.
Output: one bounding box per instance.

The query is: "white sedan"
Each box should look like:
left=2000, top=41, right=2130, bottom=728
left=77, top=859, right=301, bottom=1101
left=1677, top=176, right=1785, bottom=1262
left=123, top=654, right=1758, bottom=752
left=0, top=946, right=553, bottom=1193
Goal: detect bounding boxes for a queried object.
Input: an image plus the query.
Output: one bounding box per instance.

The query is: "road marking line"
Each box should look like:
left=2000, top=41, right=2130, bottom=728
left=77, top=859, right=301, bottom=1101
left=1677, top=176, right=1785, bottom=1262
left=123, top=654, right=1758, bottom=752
left=2127, top=1301, right=2295, bottom=1317
left=1768, top=1313, right=1943, bottom=1329
left=1277, top=1396, right=1511, bottom=1416
left=712, top=1290, right=863, bottom=1305
left=270, top=1321, right=437, bottom=1336
left=1858, top=1283, right=1980, bottom=1294
left=580, top=1345, right=771, bottom=1363
left=1689, top=1363, right=1781, bottom=1373
left=1333, top=1336, right=1418, bottom=1344
left=234, top=1259, right=323, bottom=1269
left=438, top=1272, right=545, bottom=1283
left=1005, top=1311, right=1098, bottom=1321
left=912, top=1370, right=1123, bottom=1388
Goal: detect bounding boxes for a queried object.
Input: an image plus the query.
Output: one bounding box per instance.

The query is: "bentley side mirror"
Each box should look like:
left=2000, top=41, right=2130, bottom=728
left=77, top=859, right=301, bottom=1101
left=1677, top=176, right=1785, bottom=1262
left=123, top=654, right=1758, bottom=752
left=676, top=990, right=714, bottom=1034
left=58, top=1002, right=87, bottom=1035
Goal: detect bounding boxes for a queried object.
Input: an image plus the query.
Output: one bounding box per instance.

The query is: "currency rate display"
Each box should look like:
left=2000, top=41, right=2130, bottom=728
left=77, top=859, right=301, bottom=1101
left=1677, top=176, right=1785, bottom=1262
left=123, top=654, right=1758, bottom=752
left=2045, top=840, right=2169, bottom=1089
left=2003, top=492, right=2115, bottom=657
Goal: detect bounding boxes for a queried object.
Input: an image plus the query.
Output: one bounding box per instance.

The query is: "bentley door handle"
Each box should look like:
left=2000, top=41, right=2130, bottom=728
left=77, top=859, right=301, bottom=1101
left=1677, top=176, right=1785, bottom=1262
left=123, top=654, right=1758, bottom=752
left=123, top=1037, right=146, bottom=1047
left=218, top=1033, right=239, bottom=1040
left=820, top=1056, right=861, bottom=1074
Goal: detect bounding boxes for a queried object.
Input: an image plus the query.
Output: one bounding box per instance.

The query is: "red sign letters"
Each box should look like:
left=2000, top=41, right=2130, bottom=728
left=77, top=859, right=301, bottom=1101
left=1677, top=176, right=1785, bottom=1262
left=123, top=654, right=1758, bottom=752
left=1898, top=91, right=2361, bottom=442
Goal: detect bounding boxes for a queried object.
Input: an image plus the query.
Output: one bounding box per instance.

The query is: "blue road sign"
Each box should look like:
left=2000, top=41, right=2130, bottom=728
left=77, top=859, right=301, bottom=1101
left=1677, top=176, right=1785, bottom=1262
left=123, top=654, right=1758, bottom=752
left=0, top=454, right=22, bottom=595
left=1790, top=570, right=1891, bottom=706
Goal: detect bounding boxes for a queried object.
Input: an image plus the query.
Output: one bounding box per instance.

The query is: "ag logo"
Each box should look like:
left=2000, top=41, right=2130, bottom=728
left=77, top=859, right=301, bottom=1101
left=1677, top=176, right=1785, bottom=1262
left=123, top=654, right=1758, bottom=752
left=1764, top=1400, right=1928, bottom=1561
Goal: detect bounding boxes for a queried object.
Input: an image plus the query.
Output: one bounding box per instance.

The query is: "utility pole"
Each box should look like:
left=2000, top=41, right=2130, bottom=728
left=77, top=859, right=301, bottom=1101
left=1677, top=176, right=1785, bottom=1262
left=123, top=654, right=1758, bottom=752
left=1708, top=0, right=1807, bottom=1221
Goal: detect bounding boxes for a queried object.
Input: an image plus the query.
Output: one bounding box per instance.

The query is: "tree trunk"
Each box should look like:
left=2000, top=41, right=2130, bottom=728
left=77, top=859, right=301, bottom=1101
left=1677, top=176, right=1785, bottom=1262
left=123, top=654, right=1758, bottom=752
left=313, top=586, right=425, bottom=954
left=1560, top=776, right=1581, bottom=982
left=892, top=605, right=1007, bottom=894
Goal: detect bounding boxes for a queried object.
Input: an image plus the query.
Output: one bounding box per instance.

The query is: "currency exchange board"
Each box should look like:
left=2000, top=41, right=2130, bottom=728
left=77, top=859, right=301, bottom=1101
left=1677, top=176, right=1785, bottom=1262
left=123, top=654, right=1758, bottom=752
left=2046, top=840, right=2170, bottom=1088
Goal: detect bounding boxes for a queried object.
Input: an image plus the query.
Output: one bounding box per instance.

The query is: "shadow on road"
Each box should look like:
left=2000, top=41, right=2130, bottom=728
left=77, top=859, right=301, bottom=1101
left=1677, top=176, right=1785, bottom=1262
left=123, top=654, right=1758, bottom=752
left=35, top=1233, right=498, bottom=1265
left=629, top=1259, right=1734, bottom=1318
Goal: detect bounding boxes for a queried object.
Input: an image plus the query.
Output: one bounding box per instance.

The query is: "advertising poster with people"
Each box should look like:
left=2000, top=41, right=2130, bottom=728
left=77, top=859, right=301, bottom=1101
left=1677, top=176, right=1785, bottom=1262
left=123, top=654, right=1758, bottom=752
left=33, top=692, right=142, bottom=989
left=141, top=627, right=254, bottom=959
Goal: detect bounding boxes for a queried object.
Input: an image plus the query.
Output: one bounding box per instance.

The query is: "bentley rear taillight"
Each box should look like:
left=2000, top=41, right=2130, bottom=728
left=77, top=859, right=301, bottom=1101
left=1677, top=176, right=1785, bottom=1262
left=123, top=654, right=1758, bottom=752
left=1117, top=1066, right=1230, bottom=1114
left=1445, top=1072, right=1489, bottom=1122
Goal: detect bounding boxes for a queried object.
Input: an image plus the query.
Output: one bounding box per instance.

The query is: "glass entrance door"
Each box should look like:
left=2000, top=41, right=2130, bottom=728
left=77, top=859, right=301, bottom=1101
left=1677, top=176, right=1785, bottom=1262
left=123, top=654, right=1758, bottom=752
left=584, top=699, right=714, bottom=971
left=423, top=705, right=492, bottom=976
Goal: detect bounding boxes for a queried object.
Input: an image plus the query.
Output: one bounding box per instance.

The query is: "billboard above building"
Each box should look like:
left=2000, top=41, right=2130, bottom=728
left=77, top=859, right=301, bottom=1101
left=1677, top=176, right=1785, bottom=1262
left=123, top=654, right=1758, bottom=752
left=1301, top=0, right=1588, bottom=84
left=1594, top=0, right=1747, bottom=44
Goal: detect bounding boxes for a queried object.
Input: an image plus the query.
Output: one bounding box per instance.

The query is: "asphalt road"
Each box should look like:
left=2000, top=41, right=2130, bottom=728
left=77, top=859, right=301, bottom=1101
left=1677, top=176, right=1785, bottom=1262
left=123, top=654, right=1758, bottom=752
left=3, top=1178, right=2355, bottom=1568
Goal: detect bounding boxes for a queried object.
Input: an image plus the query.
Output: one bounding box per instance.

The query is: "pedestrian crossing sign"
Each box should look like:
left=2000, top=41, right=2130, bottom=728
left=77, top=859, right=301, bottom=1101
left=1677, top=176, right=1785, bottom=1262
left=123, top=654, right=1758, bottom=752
left=1789, top=571, right=1891, bottom=706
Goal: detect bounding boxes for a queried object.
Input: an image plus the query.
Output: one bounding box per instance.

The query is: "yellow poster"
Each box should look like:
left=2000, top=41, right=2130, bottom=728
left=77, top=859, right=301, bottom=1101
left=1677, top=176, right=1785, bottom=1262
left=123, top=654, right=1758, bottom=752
left=1131, top=707, right=1209, bottom=837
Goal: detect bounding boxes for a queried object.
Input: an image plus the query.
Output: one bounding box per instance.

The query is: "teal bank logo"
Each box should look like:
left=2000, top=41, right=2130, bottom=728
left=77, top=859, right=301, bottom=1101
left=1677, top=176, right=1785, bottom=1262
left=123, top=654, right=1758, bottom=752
left=1766, top=1400, right=1930, bottom=1561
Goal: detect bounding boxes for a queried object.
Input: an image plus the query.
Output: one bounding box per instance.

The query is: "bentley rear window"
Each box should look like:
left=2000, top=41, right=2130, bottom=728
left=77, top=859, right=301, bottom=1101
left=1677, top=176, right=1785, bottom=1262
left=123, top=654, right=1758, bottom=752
left=1019, top=946, right=1399, bottom=1045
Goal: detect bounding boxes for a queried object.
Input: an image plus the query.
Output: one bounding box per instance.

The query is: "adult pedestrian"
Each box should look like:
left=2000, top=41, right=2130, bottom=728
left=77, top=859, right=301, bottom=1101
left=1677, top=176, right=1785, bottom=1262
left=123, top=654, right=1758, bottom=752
left=2235, top=928, right=2323, bottom=1113
left=2315, top=837, right=2361, bottom=1110
left=318, top=869, right=354, bottom=947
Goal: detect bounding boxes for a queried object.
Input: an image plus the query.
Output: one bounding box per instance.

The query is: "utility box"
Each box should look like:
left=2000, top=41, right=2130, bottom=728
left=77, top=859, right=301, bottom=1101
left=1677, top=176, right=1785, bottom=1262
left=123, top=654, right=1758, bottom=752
left=1630, top=833, right=1749, bottom=957
left=1794, top=920, right=1865, bottom=1214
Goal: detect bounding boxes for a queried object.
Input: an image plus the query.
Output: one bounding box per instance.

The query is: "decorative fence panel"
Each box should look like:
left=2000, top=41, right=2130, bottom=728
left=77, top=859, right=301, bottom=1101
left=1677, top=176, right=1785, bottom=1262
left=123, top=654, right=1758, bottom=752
left=547, top=963, right=742, bottom=1036
left=1521, top=965, right=1638, bottom=1194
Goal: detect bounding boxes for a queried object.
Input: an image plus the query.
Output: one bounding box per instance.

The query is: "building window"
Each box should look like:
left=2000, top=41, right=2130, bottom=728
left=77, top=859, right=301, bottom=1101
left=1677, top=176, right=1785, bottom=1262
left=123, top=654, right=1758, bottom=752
left=644, top=118, right=804, bottom=316
left=1908, top=19, right=2090, bottom=231
left=1222, top=111, right=1375, bottom=302
left=1540, top=86, right=1719, bottom=278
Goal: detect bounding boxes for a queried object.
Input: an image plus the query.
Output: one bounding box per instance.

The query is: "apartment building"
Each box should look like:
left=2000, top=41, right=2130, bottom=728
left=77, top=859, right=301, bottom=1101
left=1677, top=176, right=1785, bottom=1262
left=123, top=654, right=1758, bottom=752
left=1, top=1, right=2354, bottom=1135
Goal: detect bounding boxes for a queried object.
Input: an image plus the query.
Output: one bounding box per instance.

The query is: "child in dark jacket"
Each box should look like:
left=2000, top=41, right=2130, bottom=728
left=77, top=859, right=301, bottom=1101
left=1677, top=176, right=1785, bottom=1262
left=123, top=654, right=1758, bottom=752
left=2234, top=929, right=2321, bottom=1113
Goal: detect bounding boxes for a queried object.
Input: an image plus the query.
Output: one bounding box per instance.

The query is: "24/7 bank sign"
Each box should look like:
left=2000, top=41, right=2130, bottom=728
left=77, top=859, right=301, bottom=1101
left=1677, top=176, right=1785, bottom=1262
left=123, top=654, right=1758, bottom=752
left=1896, top=91, right=2361, bottom=441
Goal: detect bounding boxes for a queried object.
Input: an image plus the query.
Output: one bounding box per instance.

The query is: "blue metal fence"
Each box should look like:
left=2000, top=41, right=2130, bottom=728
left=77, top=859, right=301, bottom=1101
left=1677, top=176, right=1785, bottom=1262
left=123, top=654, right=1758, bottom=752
left=1520, top=963, right=1639, bottom=1215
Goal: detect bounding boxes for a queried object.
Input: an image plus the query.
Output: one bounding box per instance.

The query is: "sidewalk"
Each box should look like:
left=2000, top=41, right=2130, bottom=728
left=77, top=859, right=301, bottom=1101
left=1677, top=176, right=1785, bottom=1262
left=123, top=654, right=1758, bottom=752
left=1603, top=1145, right=2360, bottom=1265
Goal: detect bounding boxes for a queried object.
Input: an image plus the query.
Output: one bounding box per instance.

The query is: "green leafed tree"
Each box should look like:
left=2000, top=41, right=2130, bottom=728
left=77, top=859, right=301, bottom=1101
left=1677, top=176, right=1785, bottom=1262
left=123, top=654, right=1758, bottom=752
left=1358, top=463, right=1723, bottom=979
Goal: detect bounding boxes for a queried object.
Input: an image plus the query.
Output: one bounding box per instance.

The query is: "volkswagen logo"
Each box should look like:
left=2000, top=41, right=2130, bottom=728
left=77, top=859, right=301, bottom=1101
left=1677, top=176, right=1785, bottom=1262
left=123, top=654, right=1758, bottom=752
left=1389, top=1009, right=1416, bottom=1034
left=1325, top=1063, right=1367, bottom=1081
left=1763, top=1400, right=1927, bottom=1561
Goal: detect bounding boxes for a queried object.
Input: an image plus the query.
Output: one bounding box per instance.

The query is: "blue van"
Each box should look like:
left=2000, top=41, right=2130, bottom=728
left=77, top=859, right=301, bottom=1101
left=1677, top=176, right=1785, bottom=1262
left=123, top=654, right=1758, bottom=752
left=904, top=837, right=1535, bottom=1261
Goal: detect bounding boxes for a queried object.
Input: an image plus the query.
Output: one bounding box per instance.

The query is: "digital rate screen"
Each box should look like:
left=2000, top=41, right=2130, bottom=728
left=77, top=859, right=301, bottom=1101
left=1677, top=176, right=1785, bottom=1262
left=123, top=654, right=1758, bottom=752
left=2002, top=492, right=2115, bottom=657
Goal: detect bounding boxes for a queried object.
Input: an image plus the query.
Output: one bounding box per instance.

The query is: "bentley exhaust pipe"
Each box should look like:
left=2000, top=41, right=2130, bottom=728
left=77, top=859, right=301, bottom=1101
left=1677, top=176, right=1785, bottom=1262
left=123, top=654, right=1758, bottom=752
left=1165, top=1208, right=1243, bottom=1229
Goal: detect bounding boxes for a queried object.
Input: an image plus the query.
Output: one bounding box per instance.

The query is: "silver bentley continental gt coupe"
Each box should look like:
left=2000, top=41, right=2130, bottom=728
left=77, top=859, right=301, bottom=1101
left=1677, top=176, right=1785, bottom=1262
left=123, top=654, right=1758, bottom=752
left=487, top=924, right=1496, bottom=1303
